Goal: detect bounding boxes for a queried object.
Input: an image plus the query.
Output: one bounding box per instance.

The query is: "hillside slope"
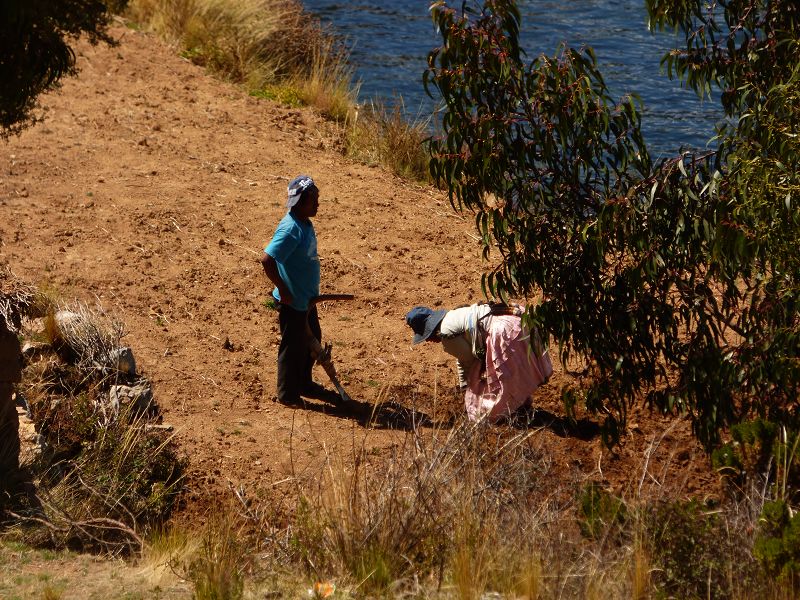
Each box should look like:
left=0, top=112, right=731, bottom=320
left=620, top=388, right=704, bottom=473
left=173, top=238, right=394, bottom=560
left=0, top=26, right=717, bottom=514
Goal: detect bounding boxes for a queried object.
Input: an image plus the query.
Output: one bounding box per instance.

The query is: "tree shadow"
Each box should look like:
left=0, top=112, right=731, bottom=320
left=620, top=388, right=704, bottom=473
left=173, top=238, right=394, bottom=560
left=507, top=407, right=600, bottom=441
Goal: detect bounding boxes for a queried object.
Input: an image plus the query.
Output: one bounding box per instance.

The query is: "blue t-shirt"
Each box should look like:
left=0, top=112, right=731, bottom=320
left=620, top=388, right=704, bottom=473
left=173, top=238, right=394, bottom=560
left=265, top=212, right=320, bottom=311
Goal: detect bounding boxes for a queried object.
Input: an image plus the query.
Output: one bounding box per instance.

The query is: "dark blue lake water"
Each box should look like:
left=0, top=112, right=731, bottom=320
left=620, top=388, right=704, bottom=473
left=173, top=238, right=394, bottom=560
left=302, top=0, right=723, bottom=157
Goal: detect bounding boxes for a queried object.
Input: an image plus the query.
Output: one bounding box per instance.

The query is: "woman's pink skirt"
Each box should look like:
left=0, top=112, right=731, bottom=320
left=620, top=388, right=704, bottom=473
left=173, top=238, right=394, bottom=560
left=464, top=315, right=553, bottom=423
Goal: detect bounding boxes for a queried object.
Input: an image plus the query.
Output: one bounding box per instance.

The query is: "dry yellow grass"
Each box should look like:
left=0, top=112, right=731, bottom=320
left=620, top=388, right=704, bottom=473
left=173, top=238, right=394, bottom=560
left=126, top=0, right=352, bottom=110
left=345, top=99, right=431, bottom=181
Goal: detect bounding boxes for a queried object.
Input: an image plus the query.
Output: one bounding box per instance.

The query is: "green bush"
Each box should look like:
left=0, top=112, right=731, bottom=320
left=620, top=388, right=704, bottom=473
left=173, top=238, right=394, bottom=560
left=754, top=500, right=800, bottom=583
left=712, top=418, right=800, bottom=503
left=711, top=419, right=778, bottom=486
left=78, top=410, right=184, bottom=527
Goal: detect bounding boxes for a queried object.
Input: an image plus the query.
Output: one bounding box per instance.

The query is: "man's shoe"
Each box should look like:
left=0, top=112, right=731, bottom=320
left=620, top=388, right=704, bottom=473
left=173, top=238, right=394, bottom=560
left=277, top=395, right=305, bottom=407
left=301, top=381, right=341, bottom=403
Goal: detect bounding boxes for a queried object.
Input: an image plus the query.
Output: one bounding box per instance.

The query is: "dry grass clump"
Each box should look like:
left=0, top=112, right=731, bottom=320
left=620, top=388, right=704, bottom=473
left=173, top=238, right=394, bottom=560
left=41, top=303, right=124, bottom=372
left=292, top=39, right=358, bottom=123
left=346, top=99, right=431, bottom=181
left=139, top=525, right=199, bottom=586
left=185, top=511, right=249, bottom=600
left=126, top=0, right=353, bottom=108
left=0, top=268, right=35, bottom=333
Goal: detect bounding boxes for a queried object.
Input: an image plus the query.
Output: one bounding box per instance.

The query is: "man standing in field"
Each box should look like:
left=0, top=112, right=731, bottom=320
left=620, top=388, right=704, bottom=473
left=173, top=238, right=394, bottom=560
left=261, top=175, right=329, bottom=406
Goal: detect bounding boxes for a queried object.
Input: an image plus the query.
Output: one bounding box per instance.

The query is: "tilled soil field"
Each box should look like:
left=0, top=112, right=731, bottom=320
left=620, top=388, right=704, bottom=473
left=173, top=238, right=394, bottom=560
left=0, top=26, right=720, bottom=518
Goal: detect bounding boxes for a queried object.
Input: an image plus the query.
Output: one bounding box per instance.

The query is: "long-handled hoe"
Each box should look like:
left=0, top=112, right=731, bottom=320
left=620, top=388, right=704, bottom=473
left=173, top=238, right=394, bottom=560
left=306, top=294, right=355, bottom=404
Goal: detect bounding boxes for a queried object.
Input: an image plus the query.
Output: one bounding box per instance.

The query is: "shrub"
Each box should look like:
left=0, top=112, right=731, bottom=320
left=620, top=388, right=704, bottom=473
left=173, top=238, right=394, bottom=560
left=26, top=409, right=184, bottom=551
left=753, top=500, right=800, bottom=583
left=711, top=443, right=745, bottom=481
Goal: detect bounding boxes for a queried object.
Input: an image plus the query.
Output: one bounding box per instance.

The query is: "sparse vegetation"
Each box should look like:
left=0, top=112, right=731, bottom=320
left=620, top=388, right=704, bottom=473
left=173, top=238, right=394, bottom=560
left=6, top=377, right=800, bottom=598
left=85, top=418, right=791, bottom=599
left=6, top=297, right=184, bottom=552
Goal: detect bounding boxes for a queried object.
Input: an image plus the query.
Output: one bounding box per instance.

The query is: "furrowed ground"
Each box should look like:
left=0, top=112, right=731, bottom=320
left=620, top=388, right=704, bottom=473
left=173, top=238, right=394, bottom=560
left=0, top=25, right=719, bottom=594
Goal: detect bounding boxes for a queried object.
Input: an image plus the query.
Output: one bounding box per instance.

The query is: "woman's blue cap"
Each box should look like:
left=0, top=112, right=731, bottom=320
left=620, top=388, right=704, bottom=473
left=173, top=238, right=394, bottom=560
left=405, top=306, right=447, bottom=344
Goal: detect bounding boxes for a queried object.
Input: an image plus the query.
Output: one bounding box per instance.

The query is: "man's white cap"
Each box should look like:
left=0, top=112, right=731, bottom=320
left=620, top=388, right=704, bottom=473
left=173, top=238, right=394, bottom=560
left=287, top=175, right=316, bottom=208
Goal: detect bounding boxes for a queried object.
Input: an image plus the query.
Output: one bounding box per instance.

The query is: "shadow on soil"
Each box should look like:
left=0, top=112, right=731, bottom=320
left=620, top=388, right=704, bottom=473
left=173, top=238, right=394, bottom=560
left=290, top=392, right=434, bottom=431
left=288, top=389, right=600, bottom=442
left=291, top=389, right=599, bottom=440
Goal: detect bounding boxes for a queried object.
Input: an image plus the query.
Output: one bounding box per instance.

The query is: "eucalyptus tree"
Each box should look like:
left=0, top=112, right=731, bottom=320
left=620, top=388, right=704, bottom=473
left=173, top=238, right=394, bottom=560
left=425, top=0, right=799, bottom=447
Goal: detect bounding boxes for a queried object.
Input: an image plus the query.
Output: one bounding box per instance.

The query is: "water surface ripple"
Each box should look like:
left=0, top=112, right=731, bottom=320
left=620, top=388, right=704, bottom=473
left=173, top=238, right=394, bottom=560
left=303, top=0, right=722, bottom=157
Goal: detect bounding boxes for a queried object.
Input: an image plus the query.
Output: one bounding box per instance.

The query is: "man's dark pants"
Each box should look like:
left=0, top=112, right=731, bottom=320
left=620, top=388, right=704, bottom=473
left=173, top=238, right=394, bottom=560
left=277, top=304, right=321, bottom=404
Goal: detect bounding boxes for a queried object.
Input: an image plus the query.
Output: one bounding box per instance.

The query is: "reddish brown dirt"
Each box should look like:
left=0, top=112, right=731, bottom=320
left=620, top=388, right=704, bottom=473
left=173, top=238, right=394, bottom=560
left=0, top=27, right=720, bottom=515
